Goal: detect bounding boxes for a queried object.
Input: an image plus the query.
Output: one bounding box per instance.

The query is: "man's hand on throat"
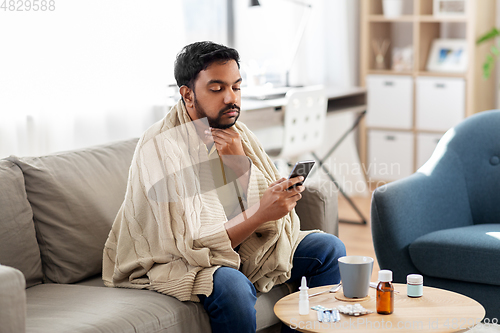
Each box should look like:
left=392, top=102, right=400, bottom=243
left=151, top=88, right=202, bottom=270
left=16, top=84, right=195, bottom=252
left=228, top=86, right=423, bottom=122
left=209, top=127, right=250, bottom=177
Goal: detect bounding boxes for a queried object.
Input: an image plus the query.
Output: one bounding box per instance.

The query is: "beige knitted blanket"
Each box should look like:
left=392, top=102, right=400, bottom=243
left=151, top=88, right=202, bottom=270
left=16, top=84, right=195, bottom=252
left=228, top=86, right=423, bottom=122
left=102, top=100, right=311, bottom=302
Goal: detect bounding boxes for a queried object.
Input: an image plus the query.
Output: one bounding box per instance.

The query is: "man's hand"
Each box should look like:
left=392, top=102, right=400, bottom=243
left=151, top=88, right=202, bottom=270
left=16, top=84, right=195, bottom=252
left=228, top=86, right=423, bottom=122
left=255, top=177, right=305, bottom=223
left=224, top=176, right=305, bottom=248
left=209, top=127, right=250, bottom=176
left=209, top=127, right=245, bottom=156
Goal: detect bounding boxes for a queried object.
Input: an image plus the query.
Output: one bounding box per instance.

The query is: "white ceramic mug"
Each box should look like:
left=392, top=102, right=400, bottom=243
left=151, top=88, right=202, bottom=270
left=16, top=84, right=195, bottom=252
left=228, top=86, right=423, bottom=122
left=338, top=256, right=374, bottom=298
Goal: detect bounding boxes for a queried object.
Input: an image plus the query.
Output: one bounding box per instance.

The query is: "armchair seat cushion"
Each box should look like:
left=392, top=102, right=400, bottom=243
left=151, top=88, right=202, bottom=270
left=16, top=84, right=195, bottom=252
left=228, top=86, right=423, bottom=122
left=409, top=224, right=500, bottom=286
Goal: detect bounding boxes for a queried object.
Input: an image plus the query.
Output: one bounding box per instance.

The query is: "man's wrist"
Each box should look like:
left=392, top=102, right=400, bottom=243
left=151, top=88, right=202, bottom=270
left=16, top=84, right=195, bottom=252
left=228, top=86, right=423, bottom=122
left=246, top=203, right=265, bottom=226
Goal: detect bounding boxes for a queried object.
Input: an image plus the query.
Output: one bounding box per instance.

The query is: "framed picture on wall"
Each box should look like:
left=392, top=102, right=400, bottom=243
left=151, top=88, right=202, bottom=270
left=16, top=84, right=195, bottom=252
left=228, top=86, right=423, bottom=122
left=433, top=0, right=467, bottom=16
left=426, top=39, right=467, bottom=73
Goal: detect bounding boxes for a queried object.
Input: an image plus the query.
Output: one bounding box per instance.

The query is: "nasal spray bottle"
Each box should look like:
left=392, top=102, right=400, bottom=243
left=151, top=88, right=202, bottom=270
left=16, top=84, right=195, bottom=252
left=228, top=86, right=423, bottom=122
left=299, top=276, right=309, bottom=315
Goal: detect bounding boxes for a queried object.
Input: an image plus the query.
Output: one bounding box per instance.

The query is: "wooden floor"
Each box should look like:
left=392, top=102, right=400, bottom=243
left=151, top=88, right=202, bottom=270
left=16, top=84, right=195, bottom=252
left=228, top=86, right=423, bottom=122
left=337, top=194, right=380, bottom=281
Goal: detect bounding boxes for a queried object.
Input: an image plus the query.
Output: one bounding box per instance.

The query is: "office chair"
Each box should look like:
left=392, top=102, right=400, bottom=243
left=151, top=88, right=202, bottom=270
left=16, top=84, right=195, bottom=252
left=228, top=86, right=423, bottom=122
left=270, top=86, right=327, bottom=175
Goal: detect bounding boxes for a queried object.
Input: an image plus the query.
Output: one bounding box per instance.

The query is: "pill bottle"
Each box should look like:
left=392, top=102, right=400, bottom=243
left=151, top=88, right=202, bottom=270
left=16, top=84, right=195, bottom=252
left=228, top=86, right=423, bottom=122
left=376, top=270, right=394, bottom=314
left=407, top=274, right=423, bottom=298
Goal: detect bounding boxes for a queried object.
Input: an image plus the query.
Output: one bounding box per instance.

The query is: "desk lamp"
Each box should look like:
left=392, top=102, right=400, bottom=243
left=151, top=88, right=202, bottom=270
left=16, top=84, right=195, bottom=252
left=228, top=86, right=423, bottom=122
left=250, top=0, right=312, bottom=87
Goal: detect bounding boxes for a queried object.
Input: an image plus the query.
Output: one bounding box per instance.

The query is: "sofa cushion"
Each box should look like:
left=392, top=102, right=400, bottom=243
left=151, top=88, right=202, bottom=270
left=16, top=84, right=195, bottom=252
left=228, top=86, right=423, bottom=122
left=7, top=138, right=138, bottom=284
left=409, top=224, right=500, bottom=286
left=73, top=274, right=288, bottom=331
left=26, top=284, right=211, bottom=333
left=0, top=160, right=43, bottom=287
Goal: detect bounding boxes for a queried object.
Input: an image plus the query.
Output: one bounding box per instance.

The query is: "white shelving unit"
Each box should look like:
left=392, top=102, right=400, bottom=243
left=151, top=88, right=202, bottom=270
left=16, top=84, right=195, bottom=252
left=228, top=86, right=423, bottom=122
left=359, top=0, right=496, bottom=183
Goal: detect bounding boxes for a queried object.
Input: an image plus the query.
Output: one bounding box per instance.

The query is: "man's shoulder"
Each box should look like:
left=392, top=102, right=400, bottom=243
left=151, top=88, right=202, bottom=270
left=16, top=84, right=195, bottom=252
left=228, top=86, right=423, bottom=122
left=137, top=111, right=178, bottom=149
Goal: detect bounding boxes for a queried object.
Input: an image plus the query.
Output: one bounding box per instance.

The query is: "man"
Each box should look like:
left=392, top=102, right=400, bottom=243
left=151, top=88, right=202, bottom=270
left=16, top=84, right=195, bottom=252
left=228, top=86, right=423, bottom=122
left=103, top=41, right=345, bottom=333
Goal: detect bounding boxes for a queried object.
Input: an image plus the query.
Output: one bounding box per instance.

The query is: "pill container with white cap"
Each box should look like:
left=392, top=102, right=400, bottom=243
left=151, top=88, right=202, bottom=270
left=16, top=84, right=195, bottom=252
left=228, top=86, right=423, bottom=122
left=407, top=274, right=423, bottom=298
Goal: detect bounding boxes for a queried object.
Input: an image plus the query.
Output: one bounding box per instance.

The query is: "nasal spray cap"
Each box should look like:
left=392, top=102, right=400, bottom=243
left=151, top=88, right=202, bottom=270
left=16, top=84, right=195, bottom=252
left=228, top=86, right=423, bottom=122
left=299, top=276, right=309, bottom=315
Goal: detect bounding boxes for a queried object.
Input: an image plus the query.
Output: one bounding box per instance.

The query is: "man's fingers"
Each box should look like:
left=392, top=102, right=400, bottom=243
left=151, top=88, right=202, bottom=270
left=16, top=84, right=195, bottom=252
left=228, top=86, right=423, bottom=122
left=212, top=136, right=229, bottom=147
left=211, top=127, right=244, bottom=157
left=271, top=177, right=286, bottom=186
left=277, top=176, right=304, bottom=191
left=289, top=176, right=305, bottom=185
left=270, top=177, right=286, bottom=187
left=289, top=185, right=305, bottom=194
left=211, top=131, right=231, bottom=141
left=289, top=201, right=298, bottom=210
left=210, top=128, right=238, bottom=140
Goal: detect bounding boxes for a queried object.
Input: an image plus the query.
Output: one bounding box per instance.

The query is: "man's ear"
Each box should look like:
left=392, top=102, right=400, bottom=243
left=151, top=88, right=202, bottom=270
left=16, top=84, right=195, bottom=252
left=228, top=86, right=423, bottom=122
left=180, top=85, right=194, bottom=108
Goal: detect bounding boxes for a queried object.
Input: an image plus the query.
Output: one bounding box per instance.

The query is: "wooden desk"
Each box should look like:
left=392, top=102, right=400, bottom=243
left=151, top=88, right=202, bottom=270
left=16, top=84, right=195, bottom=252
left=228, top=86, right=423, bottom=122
left=274, top=283, right=485, bottom=332
left=240, top=86, right=366, bottom=129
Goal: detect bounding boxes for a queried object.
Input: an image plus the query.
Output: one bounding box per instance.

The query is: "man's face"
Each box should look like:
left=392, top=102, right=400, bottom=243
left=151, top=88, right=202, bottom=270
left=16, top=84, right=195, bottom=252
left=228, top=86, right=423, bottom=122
left=192, top=60, right=242, bottom=129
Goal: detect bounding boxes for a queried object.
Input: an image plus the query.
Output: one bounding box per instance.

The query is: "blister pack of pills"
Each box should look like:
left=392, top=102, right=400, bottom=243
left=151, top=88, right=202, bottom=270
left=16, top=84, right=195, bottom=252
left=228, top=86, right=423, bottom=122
left=311, top=305, right=341, bottom=323
left=311, top=305, right=331, bottom=312
left=337, top=304, right=373, bottom=316
left=317, top=309, right=340, bottom=323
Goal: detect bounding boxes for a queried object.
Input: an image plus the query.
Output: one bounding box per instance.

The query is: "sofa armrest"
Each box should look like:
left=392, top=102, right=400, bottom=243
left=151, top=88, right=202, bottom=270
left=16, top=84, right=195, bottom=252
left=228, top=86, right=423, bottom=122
left=0, top=265, right=26, bottom=333
left=295, top=179, right=338, bottom=237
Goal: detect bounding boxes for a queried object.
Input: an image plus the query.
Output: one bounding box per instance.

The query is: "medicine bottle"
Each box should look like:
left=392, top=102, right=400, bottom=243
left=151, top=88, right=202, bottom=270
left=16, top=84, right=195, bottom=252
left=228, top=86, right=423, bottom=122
left=407, top=274, right=423, bottom=298
left=376, top=270, right=394, bottom=314
left=299, top=276, right=309, bottom=315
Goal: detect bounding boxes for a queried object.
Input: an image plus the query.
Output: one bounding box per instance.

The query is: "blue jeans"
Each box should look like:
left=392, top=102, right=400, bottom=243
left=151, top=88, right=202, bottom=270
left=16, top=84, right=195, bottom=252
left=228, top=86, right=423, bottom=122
left=198, top=232, right=346, bottom=333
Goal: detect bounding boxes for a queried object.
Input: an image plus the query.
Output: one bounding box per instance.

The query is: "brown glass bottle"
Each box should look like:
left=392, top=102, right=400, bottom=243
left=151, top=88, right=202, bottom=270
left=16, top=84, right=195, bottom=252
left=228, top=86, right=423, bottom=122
left=376, top=270, right=394, bottom=315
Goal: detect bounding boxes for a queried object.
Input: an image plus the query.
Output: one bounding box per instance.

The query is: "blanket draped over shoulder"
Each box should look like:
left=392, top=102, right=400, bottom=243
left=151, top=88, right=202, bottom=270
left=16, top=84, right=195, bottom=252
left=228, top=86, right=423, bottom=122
left=103, top=100, right=314, bottom=302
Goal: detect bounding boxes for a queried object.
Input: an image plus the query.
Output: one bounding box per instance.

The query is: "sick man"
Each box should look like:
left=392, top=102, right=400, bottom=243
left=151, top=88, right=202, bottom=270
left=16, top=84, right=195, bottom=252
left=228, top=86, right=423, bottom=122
left=103, top=41, right=346, bottom=333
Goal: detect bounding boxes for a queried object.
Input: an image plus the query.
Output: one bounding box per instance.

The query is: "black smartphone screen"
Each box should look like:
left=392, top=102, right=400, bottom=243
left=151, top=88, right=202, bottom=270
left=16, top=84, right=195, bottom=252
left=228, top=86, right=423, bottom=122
left=287, top=160, right=315, bottom=188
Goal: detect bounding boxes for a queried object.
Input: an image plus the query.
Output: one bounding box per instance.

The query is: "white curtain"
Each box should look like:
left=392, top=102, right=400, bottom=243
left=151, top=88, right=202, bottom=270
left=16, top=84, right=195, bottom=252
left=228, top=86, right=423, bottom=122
left=234, top=0, right=359, bottom=87
left=0, top=0, right=228, bottom=159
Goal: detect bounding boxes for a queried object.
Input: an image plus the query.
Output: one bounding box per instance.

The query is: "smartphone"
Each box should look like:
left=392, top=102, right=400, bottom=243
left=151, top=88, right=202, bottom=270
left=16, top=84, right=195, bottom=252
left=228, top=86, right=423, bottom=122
left=287, top=160, right=315, bottom=189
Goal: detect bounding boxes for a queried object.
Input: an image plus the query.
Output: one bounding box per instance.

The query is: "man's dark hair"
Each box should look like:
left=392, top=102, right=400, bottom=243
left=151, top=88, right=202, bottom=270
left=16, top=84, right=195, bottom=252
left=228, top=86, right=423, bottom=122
left=174, top=41, right=240, bottom=89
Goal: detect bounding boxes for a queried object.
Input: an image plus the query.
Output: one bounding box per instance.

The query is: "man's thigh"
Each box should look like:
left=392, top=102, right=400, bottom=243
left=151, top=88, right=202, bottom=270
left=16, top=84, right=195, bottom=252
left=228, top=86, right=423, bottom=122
left=199, top=266, right=257, bottom=305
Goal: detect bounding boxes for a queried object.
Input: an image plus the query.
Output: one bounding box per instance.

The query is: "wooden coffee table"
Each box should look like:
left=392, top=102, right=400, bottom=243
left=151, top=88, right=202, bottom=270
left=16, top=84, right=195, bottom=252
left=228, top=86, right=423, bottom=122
left=274, top=283, right=485, bottom=332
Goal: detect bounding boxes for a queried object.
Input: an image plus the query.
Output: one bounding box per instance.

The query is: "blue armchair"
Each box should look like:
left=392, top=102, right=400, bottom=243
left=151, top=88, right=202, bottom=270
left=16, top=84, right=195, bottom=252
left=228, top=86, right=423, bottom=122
left=371, top=110, right=500, bottom=320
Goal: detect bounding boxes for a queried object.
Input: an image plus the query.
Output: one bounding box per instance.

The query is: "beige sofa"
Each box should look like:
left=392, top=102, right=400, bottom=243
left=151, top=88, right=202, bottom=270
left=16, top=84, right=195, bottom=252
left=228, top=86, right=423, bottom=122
left=0, top=138, right=339, bottom=333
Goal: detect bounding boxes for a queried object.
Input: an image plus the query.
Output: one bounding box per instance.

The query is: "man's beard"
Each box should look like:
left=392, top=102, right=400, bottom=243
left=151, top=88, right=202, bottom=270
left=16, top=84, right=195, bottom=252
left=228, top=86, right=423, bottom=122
left=194, top=97, right=240, bottom=129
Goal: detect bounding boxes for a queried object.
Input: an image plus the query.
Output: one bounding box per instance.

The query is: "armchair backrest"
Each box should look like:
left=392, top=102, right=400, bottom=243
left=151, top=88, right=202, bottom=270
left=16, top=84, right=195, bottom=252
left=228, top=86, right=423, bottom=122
left=419, top=110, right=500, bottom=225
